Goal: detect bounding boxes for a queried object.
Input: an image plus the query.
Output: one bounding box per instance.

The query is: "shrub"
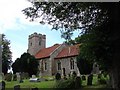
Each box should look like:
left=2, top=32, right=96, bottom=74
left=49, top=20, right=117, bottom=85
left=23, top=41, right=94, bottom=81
left=98, top=74, right=107, bottom=84
left=82, top=75, right=86, bottom=80
left=13, top=74, right=17, bottom=81
left=55, top=73, right=61, bottom=80
left=55, top=78, right=75, bottom=88
left=54, top=76, right=82, bottom=88
left=5, top=73, right=12, bottom=81
left=72, top=71, right=77, bottom=78
left=98, top=79, right=106, bottom=84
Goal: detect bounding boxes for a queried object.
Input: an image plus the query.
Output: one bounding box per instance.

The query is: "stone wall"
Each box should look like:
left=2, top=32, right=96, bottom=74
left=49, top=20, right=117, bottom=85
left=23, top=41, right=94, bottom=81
left=38, top=58, right=51, bottom=77
left=56, top=57, right=80, bottom=76
left=50, top=44, right=66, bottom=75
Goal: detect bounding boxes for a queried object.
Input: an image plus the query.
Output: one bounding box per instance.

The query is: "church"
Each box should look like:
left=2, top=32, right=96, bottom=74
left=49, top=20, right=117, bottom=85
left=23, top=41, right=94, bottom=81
left=27, top=32, right=80, bottom=77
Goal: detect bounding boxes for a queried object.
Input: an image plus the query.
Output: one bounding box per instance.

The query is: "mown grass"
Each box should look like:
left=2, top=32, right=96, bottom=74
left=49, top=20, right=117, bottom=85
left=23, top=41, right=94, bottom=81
left=4, top=74, right=108, bottom=89
left=5, top=79, right=55, bottom=89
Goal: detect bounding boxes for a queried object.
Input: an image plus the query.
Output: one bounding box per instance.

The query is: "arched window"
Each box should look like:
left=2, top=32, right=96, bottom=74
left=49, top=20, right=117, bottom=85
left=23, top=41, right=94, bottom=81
left=70, top=58, right=74, bottom=70
left=39, top=41, right=41, bottom=45
left=44, top=61, right=47, bottom=71
left=57, top=61, right=61, bottom=70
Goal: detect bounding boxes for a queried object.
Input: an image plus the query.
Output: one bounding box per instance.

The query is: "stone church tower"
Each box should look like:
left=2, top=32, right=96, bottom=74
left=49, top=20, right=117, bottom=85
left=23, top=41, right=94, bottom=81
left=28, top=32, right=46, bottom=55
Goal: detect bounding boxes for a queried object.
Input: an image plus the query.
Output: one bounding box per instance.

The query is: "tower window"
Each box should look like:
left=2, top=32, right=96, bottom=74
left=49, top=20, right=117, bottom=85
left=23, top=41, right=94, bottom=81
left=70, top=58, right=74, bottom=70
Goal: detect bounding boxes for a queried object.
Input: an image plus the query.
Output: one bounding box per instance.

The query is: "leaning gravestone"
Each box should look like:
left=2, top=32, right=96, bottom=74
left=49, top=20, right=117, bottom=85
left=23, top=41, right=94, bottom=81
left=14, top=85, right=20, bottom=90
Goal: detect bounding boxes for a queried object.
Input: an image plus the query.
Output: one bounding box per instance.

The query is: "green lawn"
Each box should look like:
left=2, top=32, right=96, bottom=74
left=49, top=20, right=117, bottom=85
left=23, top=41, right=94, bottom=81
left=5, top=79, right=55, bottom=89
left=4, top=74, right=108, bottom=89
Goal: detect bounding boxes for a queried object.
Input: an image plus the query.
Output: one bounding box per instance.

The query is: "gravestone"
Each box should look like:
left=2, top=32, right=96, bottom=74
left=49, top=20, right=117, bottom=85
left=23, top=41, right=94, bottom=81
left=75, top=76, right=82, bottom=89
left=31, top=87, right=38, bottom=90
left=16, top=73, right=20, bottom=81
left=16, top=73, right=23, bottom=83
left=14, top=85, right=20, bottom=90
left=29, top=75, right=40, bottom=82
left=0, top=73, right=4, bottom=80
left=32, top=75, right=36, bottom=78
left=87, top=74, right=93, bottom=86
left=0, top=81, right=5, bottom=90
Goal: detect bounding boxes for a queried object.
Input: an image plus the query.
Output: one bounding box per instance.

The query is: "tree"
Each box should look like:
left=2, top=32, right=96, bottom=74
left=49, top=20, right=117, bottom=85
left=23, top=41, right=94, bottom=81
left=2, top=34, right=12, bottom=75
left=23, top=2, right=120, bottom=89
left=12, top=53, right=39, bottom=76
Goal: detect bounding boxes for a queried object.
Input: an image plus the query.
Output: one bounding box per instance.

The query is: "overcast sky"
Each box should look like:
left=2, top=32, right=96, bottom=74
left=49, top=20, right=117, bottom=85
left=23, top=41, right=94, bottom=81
left=0, top=0, right=79, bottom=62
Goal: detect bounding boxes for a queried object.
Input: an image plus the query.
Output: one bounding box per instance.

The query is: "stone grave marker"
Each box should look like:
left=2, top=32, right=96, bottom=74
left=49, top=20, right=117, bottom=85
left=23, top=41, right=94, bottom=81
left=0, top=81, right=6, bottom=90
left=14, top=85, right=20, bottom=90
left=29, top=75, right=40, bottom=82
left=16, top=73, right=20, bottom=81
left=32, top=75, right=36, bottom=78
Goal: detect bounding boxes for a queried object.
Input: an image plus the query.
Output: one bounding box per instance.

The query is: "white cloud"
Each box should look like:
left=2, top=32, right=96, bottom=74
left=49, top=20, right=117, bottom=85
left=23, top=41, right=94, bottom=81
left=0, top=0, right=39, bottom=33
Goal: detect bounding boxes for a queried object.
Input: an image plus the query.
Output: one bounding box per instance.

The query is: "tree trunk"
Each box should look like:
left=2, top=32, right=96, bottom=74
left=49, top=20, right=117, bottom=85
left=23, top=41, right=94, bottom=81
left=109, top=58, right=120, bottom=89
left=109, top=3, right=120, bottom=90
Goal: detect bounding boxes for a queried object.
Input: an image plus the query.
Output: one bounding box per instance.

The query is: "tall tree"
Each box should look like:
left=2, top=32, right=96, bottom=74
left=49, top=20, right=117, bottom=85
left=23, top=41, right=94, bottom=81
left=2, top=34, right=12, bottom=75
left=23, top=2, right=120, bottom=89
left=12, top=53, right=39, bottom=76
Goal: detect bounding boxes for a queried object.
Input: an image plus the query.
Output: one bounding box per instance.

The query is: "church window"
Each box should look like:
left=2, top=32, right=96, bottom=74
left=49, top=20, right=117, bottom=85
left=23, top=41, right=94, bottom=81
left=70, top=58, right=74, bottom=70
left=57, top=61, right=61, bottom=70
left=30, top=42, right=32, bottom=46
left=39, top=41, right=41, bottom=45
left=44, top=61, right=47, bottom=70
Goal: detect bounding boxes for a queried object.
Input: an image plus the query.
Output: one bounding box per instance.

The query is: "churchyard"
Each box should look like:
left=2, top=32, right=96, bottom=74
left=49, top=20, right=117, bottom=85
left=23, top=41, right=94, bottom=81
left=0, top=72, right=110, bottom=89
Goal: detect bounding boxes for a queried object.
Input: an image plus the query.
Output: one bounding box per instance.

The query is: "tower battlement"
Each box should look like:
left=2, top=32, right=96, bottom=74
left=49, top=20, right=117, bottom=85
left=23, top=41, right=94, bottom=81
left=28, top=32, right=46, bottom=55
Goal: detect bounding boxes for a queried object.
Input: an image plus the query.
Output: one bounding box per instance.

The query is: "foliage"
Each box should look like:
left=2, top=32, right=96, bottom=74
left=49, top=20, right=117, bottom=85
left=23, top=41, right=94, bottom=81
left=77, top=55, right=93, bottom=75
left=13, top=74, right=17, bottom=81
left=5, top=73, right=12, bottom=81
left=55, top=76, right=82, bottom=88
left=2, top=34, right=12, bottom=75
left=55, top=73, right=61, bottom=80
left=5, top=80, right=55, bottom=88
left=12, top=53, right=39, bottom=76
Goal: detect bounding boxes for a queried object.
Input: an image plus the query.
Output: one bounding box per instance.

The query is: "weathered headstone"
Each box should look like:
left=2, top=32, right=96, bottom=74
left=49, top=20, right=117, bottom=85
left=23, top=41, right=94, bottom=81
left=14, top=85, right=20, bottom=90
left=32, top=75, right=36, bottom=78
left=75, top=76, right=82, bottom=89
left=16, top=73, right=23, bottom=83
left=0, top=81, right=5, bottom=90
left=16, top=73, right=20, bottom=81
left=0, top=73, right=4, bottom=80
left=31, top=87, right=38, bottom=90
left=29, top=75, right=40, bottom=82
left=87, top=74, right=93, bottom=86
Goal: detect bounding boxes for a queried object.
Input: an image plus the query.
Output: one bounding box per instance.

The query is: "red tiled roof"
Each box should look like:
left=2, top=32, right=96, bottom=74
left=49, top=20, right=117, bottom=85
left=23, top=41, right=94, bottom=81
left=55, top=44, right=80, bottom=59
left=35, top=44, right=60, bottom=59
